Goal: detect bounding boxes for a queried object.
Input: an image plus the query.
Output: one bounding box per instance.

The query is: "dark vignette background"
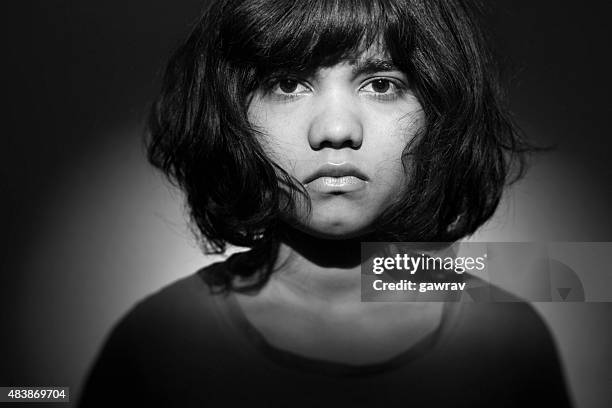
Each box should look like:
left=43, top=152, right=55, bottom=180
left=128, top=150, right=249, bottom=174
left=2, top=1, right=612, bottom=407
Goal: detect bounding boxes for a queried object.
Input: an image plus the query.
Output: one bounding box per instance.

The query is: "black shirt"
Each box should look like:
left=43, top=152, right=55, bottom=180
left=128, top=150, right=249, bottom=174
left=79, top=259, right=573, bottom=407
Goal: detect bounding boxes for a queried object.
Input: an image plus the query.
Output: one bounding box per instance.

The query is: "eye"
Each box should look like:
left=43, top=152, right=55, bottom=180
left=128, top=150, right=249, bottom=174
left=370, top=79, right=391, bottom=93
left=270, top=78, right=311, bottom=96
left=278, top=79, right=299, bottom=93
left=360, top=78, right=406, bottom=100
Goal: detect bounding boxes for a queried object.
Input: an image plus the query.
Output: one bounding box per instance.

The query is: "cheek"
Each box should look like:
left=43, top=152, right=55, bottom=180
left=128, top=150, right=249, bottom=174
left=247, top=101, right=306, bottom=172
left=369, top=111, right=424, bottom=188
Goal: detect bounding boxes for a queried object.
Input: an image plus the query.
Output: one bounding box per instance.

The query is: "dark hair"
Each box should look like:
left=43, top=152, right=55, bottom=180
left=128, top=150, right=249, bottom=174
left=147, top=0, right=532, bottom=291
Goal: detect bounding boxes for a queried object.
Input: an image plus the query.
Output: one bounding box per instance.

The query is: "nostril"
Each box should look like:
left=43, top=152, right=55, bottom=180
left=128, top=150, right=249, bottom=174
left=315, top=139, right=360, bottom=150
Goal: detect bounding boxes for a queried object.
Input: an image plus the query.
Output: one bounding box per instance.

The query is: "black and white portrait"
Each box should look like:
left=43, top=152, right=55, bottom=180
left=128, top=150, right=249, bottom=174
left=2, top=1, right=611, bottom=407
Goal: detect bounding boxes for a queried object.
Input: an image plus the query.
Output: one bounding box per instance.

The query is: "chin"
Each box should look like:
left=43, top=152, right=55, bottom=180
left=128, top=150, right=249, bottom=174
left=302, top=216, right=373, bottom=240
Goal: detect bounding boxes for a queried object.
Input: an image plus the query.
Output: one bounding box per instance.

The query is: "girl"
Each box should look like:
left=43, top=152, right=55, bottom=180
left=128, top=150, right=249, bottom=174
left=80, top=0, right=571, bottom=406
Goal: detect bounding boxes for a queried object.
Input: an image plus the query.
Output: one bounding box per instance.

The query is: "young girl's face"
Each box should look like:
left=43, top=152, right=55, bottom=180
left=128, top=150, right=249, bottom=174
left=248, top=50, right=424, bottom=239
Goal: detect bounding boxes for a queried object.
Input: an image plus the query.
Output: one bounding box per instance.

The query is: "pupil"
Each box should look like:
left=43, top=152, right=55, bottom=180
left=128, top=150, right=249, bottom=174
left=279, top=79, right=298, bottom=93
left=372, top=79, right=390, bottom=93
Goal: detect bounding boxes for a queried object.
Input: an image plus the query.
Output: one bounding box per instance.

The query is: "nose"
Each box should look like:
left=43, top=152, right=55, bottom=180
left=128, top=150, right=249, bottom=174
left=307, top=96, right=364, bottom=150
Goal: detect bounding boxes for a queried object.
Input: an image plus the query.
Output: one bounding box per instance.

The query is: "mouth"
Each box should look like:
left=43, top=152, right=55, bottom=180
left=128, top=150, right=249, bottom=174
left=303, top=163, right=369, bottom=194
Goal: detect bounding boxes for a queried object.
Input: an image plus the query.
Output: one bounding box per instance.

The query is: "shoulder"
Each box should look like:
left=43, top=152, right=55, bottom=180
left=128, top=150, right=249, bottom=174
left=79, top=261, right=233, bottom=407
left=441, top=275, right=573, bottom=406
left=452, top=274, right=557, bottom=349
left=112, top=260, right=231, bottom=341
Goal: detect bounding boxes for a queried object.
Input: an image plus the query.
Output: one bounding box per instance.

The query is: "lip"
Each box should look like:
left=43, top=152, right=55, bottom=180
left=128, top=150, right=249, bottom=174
left=303, top=163, right=369, bottom=193
left=303, top=163, right=369, bottom=184
left=304, top=163, right=369, bottom=184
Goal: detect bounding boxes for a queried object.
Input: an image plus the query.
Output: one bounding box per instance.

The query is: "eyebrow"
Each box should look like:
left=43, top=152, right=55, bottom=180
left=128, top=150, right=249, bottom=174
left=260, top=57, right=403, bottom=83
left=350, top=57, right=400, bottom=76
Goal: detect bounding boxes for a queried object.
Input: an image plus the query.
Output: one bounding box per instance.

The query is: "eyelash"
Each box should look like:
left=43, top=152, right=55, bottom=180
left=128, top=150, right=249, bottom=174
left=263, top=77, right=310, bottom=101
left=360, top=78, right=406, bottom=101
left=262, top=76, right=407, bottom=102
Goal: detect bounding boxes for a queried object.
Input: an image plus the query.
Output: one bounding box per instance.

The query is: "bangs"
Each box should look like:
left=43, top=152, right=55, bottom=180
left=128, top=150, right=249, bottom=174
left=223, top=0, right=411, bottom=76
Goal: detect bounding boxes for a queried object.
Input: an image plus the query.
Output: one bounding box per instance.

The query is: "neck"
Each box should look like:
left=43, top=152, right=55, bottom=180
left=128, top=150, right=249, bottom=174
left=269, top=225, right=374, bottom=302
